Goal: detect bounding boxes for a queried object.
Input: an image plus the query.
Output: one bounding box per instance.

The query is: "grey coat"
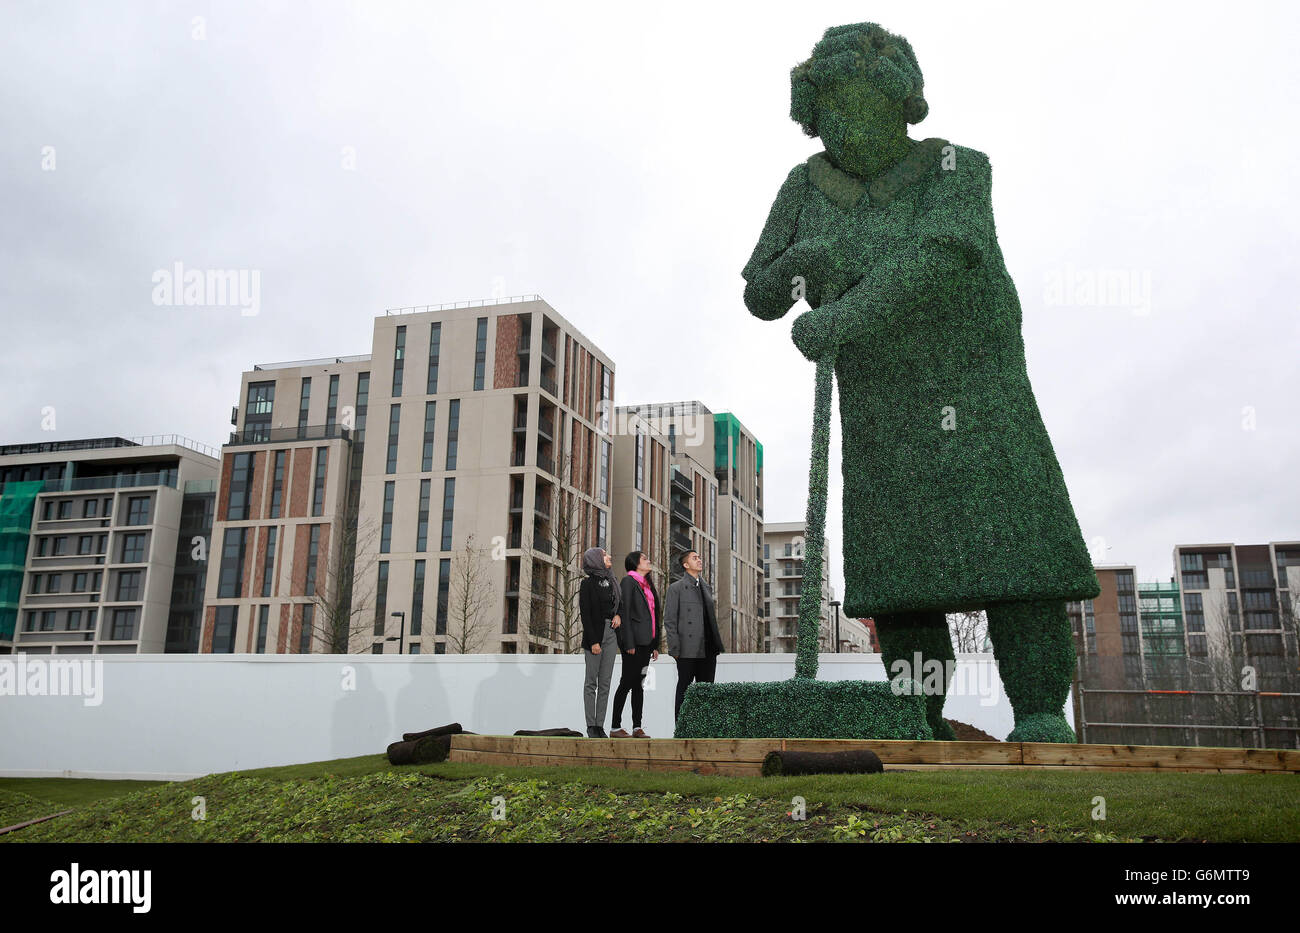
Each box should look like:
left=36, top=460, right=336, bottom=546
left=664, top=574, right=725, bottom=659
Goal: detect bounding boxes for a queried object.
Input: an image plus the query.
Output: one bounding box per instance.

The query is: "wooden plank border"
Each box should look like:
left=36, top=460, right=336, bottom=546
left=446, top=735, right=1300, bottom=776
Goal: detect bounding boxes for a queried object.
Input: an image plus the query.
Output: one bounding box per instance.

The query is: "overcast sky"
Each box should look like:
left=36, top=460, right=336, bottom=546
left=3, top=0, right=1297, bottom=595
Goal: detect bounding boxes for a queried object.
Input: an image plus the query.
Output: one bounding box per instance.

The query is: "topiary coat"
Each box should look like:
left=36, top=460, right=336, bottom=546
left=742, top=138, right=1099, bottom=617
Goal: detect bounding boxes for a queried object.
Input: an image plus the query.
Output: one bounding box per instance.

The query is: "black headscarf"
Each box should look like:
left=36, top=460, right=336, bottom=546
left=583, top=547, right=620, bottom=614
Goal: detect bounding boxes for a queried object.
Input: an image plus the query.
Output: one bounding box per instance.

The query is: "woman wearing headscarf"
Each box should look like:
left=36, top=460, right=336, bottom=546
left=579, top=547, right=621, bottom=738
left=610, top=551, right=664, bottom=738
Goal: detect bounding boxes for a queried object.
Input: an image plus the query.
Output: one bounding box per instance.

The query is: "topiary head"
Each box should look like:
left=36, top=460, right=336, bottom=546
left=790, top=23, right=927, bottom=164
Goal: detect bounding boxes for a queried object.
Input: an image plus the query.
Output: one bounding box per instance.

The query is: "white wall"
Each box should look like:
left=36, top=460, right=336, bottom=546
left=0, top=653, right=1069, bottom=780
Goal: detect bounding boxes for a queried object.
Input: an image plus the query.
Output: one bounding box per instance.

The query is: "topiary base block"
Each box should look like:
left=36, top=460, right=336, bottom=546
left=674, top=679, right=933, bottom=740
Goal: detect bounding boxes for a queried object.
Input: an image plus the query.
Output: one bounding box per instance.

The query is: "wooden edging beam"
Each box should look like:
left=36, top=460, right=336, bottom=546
left=445, top=735, right=1300, bottom=775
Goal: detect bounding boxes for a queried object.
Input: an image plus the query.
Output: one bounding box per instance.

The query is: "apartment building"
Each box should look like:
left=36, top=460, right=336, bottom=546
left=1066, top=565, right=1138, bottom=689
left=609, top=406, right=718, bottom=589
left=763, top=521, right=829, bottom=652
left=203, top=296, right=616, bottom=655
left=614, top=401, right=761, bottom=652
left=0, top=436, right=220, bottom=654
left=1173, top=541, right=1300, bottom=667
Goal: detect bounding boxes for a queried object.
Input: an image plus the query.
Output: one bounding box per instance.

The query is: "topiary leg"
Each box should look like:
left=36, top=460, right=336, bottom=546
left=875, top=610, right=955, bottom=740
left=986, top=599, right=1077, bottom=743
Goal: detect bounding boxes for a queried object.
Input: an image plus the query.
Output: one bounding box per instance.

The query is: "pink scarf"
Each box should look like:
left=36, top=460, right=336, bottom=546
left=629, top=570, right=655, bottom=639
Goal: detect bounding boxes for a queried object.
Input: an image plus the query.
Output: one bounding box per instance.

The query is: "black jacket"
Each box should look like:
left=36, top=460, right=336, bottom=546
left=617, top=574, right=664, bottom=651
left=579, top=573, right=619, bottom=651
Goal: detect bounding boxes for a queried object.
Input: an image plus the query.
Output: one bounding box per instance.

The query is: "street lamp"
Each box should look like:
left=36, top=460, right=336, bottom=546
left=385, top=610, right=406, bottom=654
left=829, top=600, right=841, bottom=654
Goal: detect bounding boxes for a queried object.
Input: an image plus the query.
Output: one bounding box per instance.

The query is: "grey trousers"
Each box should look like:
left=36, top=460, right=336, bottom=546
left=583, top=622, right=619, bottom=732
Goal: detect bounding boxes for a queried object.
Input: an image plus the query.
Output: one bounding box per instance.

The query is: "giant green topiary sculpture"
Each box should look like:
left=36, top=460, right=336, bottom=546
left=735, top=21, right=1099, bottom=743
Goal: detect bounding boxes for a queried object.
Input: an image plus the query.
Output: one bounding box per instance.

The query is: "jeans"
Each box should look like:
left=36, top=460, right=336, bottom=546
left=673, top=654, right=717, bottom=719
left=611, top=644, right=654, bottom=729
left=583, top=621, right=619, bottom=732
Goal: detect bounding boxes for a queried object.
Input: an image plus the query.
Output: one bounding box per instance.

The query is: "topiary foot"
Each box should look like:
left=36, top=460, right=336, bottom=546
left=1006, top=712, right=1075, bottom=744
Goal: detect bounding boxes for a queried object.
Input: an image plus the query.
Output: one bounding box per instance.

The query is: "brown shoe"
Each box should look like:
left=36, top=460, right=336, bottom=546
left=632, top=728, right=650, bottom=738
left=609, top=728, right=631, bottom=738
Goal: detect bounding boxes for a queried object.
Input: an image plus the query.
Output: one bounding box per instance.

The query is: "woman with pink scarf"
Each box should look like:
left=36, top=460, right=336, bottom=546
left=610, top=551, right=663, bottom=738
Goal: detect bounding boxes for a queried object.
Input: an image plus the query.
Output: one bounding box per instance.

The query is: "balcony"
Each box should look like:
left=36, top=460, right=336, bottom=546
left=540, top=374, right=558, bottom=398
left=513, top=411, right=529, bottom=432
left=509, top=490, right=524, bottom=511
left=518, top=333, right=531, bottom=354
left=532, top=534, right=553, bottom=556
left=537, top=453, right=555, bottom=476
left=670, top=499, right=693, bottom=523
left=534, top=498, right=552, bottom=521
left=39, top=470, right=178, bottom=492
left=671, top=530, right=691, bottom=553
left=536, top=414, right=554, bottom=440
left=507, top=529, right=522, bottom=549
left=540, top=340, right=557, bottom=365
left=228, top=424, right=351, bottom=446
left=671, top=470, right=694, bottom=496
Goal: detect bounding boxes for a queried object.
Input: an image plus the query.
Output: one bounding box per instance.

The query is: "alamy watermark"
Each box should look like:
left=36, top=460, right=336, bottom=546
left=152, top=261, right=260, bottom=316
left=0, top=656, right=104, bottom=706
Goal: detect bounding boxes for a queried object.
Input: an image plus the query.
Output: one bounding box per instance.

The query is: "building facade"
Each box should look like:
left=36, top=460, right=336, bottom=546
left=0, top=436, right=220, bottom=655
left=202, top=296, right=616, bottom=656
left=614, top=401, right=761, bottom=652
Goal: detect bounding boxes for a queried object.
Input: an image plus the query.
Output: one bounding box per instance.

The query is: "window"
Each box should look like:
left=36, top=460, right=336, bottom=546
left=262, top=527, right=277, bottom=597
left=270, top=450, right=286, bottom=518
left=427, top=322, right=441, bottom=393
left=213, top=607, right=238, bottom=653
left=326, top=374, right=339, bottom=428
left=731, top=501, right=738, bottom=549
left=120, top=533, right=145, bottom=563
left=374, top=562, right=389, bottom=635
left=83, top=498, right=97, bottom=518
left=66, top=609, right=82, bottom=632
left=387, top=404, right=401, bottom=474
left=256, top=605, right=269, bottom=653
left=635, top=500, right=643, bottom=550
left=445, top=400, right=460, bottom=469
left=126, top=496, right=151, bottom=526
left=73, top=572, right=87, bottom=592
left=42, top=500, right=54, bottom=520
left=1118, top=594, right=1136, bottom=613
left=303, top=525, right=321, bottom=597
left=422, top=401, right=437, bottom=471
left=441, top=478, right=455, bottom=551
left=29, top=572, right=41, bottom=594
left=298, top=377, right=312, bottom=433
left=58, top=499, right=72, bottom=519
left=116, top=570, right=142, bottom=601
left=599, top=440, right=610, bottom=504
left=381, top=482, right=395, bottom=554
left=245, top=381, right=275, bottom=441
left=311, top=447, right=327, bottom=516
left=226, top=453, right=254, bottom=520
left=634, top=429, right=645, bottom=491
left=1180, top=552, right=1204, bottom=572
left=36, top=537, right=49, bottom=557
left=1114, top=570, right=1134, bottom=592
left=597, top=509, right=607, bottom=551
left=416, top=479, right=430, bottom=552
left=299, top=604, right=314, bottom=653
left=1181, top=571, right=1208, bottom=590
left=108, top=607, right=137, bottom=640
left=473, top=317, right=488, bottom=390
left=392, top=325, right=406, bottom=396
left=732, top=556, right=739, bottom=605
left=436, top=558, right=450, bottom=635
left=52, top=536, right=67, bottom=556
left=355, top=372, right=370, bottom=443
left=217, top=528, right=248, bottom=598
left=412, top=560, right=425, bottom=637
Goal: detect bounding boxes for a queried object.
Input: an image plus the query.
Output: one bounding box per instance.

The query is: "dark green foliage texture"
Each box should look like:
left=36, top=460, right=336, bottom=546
left=734, top=22, right=1098, bottom=741
left=674, top=679, right=934, bottom=740
left=875, top=609, right=957, bottom=741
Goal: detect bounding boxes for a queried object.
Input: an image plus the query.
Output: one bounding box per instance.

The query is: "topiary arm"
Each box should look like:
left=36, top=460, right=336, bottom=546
left=742, top=165, right=811, bottom=321
left=830, top=152, right=994, bottom=344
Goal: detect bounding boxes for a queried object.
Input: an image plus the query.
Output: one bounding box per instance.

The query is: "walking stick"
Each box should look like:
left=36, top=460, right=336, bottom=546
left=794, top=353, right=834, bottom=679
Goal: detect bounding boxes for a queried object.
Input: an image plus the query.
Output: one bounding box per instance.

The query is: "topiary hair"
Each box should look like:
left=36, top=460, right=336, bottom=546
left=790, top=22, right=928, bottom=137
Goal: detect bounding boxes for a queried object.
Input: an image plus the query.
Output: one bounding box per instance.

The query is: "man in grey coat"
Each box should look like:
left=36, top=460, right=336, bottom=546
left=664, top=550, right=725, bottom=720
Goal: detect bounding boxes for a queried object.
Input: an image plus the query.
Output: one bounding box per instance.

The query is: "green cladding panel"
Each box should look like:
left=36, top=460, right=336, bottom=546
left=0, top=480, right=42, bottom=640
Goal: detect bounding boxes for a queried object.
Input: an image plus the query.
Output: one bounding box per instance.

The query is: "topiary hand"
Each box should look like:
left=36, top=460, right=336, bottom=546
left=791, top=304, right=839, bottom=362
left=781, top=236, right=861, bottom=306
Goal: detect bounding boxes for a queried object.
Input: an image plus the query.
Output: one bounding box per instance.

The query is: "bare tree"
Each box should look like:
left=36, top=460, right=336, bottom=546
left=445, top=533, right=495, bottom=654
left=947, top=610, right=989, bottom=653
left=527, top=461, right=588, bottom=653
left=308, top=489, right=382, bottom=654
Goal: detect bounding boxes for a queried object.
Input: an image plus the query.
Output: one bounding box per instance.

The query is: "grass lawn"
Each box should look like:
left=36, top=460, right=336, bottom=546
left=2, top=755, right=1295, bottom=843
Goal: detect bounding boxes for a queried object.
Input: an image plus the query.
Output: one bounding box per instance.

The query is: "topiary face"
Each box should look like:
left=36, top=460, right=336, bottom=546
left=814, top=75, right=907, bottom=175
